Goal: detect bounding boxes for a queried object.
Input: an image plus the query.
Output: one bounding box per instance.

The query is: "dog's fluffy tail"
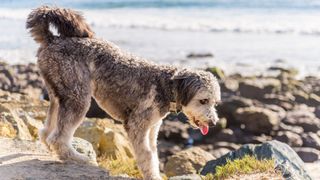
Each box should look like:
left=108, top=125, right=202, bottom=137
left=26, top=6, right=94, bottom=45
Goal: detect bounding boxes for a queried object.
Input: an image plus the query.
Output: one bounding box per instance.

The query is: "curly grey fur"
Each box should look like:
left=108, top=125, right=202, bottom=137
left=26, top=6, right=220, bottom=180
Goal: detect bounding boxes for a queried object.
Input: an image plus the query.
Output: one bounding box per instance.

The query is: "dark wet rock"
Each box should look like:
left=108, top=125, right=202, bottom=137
left=201, top=140, right=312, bottom=180
left=238, top=78, right=281, bottom=100
left=283, top=108, right=320, bottom=133
left=293, top=147, right=320, bottom=162
left=273, top=131, right=303, bottom=147
left=301, top=132, right=320, bottom=150
left=187, top=52, right=213, bottom=59
left=234, top=107, right=280, bottom=134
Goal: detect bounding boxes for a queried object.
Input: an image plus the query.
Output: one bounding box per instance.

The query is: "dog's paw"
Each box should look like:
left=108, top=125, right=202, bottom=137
left=39, top=128, right=52, bottom=150
left=59, top=148, right=97, bottom=166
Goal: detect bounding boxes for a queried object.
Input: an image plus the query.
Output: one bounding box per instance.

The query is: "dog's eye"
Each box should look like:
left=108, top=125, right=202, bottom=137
left=199, top=99, right=209, bottom=105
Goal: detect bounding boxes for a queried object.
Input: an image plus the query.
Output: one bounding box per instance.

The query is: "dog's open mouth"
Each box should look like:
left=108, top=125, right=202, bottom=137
left=193, top=118, right=209, bottom=136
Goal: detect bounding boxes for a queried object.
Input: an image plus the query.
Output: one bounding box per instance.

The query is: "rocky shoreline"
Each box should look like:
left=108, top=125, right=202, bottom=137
left=0, top=62, right=319, bottom=179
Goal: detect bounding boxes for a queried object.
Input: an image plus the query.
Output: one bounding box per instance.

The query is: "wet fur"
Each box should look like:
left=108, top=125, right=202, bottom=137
left=27, top=6, right=220, bottom=180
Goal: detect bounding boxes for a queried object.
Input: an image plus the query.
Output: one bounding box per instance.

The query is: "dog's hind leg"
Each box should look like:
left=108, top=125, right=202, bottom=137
left=39, top=93, right=58, bottom=149
left=46, top=92, right=92, bottom=164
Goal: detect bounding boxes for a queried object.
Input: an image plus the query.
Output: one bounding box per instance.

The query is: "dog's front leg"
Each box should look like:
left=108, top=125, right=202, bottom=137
left=126, top=124, right=162, bottom=180
left=149, top=120, right=162, bottom=173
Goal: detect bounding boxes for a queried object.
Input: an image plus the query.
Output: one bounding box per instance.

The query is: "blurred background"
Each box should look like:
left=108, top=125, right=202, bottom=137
left=0, top=0, right=319, bottom=179
left=0, top=0, right=320, bottom=76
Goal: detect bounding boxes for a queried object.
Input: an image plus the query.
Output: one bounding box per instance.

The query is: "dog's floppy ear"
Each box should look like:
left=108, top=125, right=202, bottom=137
left=173, top=72, right=201, bottom=106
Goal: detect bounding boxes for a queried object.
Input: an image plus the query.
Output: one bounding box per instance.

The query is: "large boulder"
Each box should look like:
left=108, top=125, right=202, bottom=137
left=0, top=137, right=130, bottom=180
left=201, top=140, right=312, bottom=180
left=234, top=107, right=280, bottom=134
left=164, top=147, right=215, bottom=177
left=75, top=118, right=134, bottom=160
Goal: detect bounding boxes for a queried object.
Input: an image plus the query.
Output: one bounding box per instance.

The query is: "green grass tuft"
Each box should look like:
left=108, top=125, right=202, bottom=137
left=202, top=155, right=278, bottom=180
left=98, top=156, right=143, bottom=179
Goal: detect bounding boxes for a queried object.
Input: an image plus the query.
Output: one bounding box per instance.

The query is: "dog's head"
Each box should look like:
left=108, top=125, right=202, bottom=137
left=173, top=70, right=221, bottom=135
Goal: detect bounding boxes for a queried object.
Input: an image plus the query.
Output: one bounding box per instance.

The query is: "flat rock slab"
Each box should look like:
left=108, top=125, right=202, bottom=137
left=0, top=138, right=130, bottom=180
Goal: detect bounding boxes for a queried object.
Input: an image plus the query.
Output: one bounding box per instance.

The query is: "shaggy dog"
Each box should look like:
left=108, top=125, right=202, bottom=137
left=26, top=6, right=221, bottom=180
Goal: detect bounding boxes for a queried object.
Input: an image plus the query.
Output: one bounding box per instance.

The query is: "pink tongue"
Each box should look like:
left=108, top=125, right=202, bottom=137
left=200, top=125, right=209, bottom=135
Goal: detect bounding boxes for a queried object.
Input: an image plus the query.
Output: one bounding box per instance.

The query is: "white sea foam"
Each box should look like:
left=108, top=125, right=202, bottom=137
left=1, top=7, right=320, bottom=36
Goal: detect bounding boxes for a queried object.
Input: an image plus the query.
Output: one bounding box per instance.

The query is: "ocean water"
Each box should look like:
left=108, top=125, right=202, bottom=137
left=0, top=0, right=319, bottom=76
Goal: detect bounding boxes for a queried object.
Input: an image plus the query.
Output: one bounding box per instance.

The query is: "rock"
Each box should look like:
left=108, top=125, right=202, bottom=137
left=0, top=90, right=48, bottom=140
left=283, top=108, right=320, bottom=133
left=164, top=147, right=215, bottom=177
left=293, top=147, right=320, bottom=162
left=72, top=137, right=97, bottom=165
left=210, top=148, right=231, bottom=159
left=217, top=96, right=253, bottom=125
left=301, top=132, right=320, bottom=150
left=75, top=118, right=134, bottom=160
left=220, top=78, right=239, bottom=92
left=0, top=137, right=130, bottom=180
left=268, top=66, right=298, bottom=76
left=159, top=120, right=190, bottom=144
left=278, top=123, right=304, bottom=134
left=187, top=52, right=213, bottom=59
left=262, top=93, right=294, bottom=110
left=238, top=78, right=281, bottom=100
left=315, top=106, right=320, bottom=119
left=293, top=90, right=309, bottom=104
left=201, top=140, right=312, bottom=180
left=0, top=62, right=44, bottom=98
left=273, top=131, right=303, bottom=147
left=234, top=107, right=279, bottom=134
left=205, top=67, right=225, bottom=79
left=212, top=141, right=241, bottom=150
left=210, top=128, right=237, bottom=143
left=169, top=174, right=202, bottom=180
left=308, top=93, right=320, bottom=107
left=305, top=161, right=320, bottom=180
left=158, top=140, right=182, bottom=168
left=0, top=121, right=16, bottom=138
